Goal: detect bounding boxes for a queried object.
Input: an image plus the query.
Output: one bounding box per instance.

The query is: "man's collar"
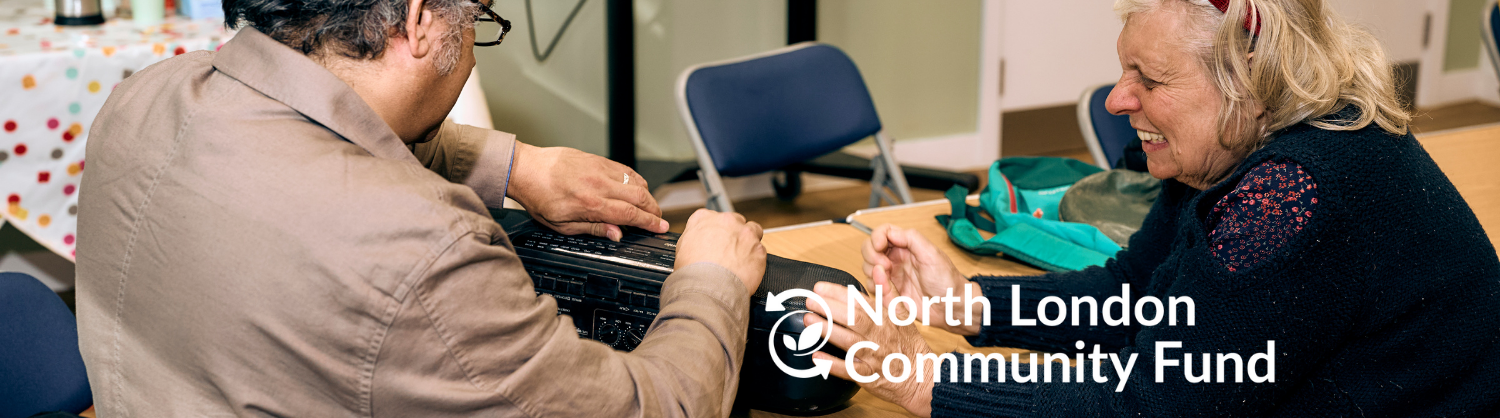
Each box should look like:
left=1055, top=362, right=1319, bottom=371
left=212, top=27, right=420, bottom=165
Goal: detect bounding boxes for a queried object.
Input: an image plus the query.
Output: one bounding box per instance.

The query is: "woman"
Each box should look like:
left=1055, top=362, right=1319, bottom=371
left=804, top=0, right=1500, bottom=416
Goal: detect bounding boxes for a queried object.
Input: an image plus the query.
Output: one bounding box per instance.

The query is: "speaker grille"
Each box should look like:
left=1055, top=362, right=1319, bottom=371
left=750, top=255, right=865, bottom=330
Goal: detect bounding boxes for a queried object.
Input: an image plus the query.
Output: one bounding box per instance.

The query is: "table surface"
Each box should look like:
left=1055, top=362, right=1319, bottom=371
left=751, top=125, right=1499, bottom=416
left=753, top=197, right=1043, bottom=418
left=1, top=0, right=229, bottom=56
left=1416, top=123, right=1500, bottom=251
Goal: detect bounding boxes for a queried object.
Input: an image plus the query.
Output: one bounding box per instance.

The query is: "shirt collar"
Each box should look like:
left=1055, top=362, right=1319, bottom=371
left=211, top=27, right=420, bottom=165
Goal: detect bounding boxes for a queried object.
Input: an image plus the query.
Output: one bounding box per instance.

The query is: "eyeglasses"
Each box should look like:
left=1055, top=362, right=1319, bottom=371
left=472, top=0, right=511, bottom=47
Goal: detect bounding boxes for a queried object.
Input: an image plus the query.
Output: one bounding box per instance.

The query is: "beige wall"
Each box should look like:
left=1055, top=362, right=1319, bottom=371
left=474, top=1, right=785, bottom=161
left=474, top=0, right=609, bottom=155
left=633, top=1, right=787, bottom=161
left=472, top=0, right=1445, bottom=159
left=1445, top=0, right=1488, bottom=71
left=473, top=0, right=988, bottom=161
left=819, top=0, right=983, bottom=142
left=1004, top=0, right=1430, bottom=111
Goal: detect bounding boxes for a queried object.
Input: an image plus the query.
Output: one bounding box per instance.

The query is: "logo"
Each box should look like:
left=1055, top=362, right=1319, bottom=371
left=764, top=289, right=835, bottom=378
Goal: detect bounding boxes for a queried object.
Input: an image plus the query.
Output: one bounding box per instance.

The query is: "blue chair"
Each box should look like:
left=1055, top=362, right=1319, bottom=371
left=1485, top=0, right=1500, bottom=93
left=0, top=273, right=92, bottom=418
left=1076, top=83, right=1137, bottom=170
left=675, top=43, right=914, bottom=213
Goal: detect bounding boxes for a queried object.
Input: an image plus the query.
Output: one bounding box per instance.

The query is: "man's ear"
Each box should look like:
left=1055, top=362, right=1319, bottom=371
left=402, top=0, right=437, bottom=59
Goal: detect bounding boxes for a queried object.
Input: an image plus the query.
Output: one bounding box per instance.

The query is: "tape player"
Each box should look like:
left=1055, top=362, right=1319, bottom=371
left=492, top=208, right=863, bottom=416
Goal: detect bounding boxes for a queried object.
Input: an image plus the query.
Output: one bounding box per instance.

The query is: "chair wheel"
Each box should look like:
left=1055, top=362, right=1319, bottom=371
left=772, top=170, right=803, bottom=201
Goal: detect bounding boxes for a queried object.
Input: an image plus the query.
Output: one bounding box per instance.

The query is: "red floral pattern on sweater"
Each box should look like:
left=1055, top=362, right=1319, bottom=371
left=1208, top=160, right=1318, bottom=272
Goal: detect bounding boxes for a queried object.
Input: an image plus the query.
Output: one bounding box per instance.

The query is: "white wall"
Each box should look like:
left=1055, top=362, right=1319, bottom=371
left=1000, top=0, right=1124, bottom=111
left=1000, top=0, right=1433, bottom=112
left=1416, top=0, right=1500, bottom=108
left=1326, top=0, right=1427, bottom=63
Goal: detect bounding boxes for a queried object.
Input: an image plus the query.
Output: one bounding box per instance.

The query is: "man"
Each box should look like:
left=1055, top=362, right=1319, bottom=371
left=74, top=0, right=766, bottom=415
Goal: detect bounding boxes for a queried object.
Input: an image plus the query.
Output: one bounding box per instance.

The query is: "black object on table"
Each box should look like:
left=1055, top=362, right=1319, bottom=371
left=493, top=208, right=863, bottom=416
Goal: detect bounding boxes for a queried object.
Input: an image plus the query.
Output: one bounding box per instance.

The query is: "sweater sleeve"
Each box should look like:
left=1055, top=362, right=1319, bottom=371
left=1207, top=160, right=1318, bottom=272
left=931, top=354, right=1037, bottom=418
left=963, top=181, right=1192, bottom=353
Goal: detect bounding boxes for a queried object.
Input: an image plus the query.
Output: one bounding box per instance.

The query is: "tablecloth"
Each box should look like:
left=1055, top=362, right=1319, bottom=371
left=1, top=0, right=232, bottom=260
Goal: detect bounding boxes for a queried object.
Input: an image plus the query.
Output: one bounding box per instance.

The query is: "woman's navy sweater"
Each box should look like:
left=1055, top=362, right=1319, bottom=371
left=932, top=118, right=1500, bottom=417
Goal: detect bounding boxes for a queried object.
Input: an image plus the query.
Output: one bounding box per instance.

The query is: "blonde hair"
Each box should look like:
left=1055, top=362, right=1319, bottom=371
left=1114, top=0, right=1411, bottom=154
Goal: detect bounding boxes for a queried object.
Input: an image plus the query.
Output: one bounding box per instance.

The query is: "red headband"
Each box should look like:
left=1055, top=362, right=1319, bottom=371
left=1208, top=0, right=1262, bottom=36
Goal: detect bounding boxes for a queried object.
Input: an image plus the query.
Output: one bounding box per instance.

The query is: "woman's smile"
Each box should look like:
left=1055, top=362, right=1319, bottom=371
left=1137, top=129, right=1169, bottom=153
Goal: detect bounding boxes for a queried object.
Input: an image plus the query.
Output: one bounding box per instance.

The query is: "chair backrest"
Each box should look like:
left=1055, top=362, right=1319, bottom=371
left=1076, top=83, right=1136, bottom=169
left=1485, top=0, right=1500, bottom=84
left=0, top=273, right=92, bottom=418
left=677, top=43, right=882, bottom=178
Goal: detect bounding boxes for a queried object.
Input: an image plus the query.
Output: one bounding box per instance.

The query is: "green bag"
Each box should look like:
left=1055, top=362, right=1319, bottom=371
left=938, top=157, right=1122, bottom=272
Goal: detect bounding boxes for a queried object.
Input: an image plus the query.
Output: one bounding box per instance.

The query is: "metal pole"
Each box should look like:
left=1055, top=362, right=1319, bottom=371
left=606, top=0, right=636, bottom=168
left=787, top=0, right=816, bottom=44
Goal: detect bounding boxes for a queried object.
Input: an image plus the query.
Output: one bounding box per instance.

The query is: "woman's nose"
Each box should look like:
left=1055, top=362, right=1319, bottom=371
left=1105, top=79, right=1140, bottom=116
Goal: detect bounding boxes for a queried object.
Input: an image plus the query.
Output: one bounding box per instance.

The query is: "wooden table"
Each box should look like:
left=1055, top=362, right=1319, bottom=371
left=752, top=198, right=1045, bottom=418
left=1417, top=123, right=1500, bottom=251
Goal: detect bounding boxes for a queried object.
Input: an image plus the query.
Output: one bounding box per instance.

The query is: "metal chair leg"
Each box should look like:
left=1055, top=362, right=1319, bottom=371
left=869, top=160, right=887, bottom=208
left=868, top=131, right=914, bottom=208
left=698, top=169, right=735, bottom=213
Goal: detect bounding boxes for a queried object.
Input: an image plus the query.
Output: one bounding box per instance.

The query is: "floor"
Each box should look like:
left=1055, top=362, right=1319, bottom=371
left=662, top=101, right=1500, bottom=232
left=1410, top=101, right=1500, bottom=134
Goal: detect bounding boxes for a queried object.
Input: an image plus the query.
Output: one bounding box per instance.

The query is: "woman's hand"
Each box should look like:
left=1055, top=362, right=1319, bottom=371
left=862, top=225, right=983, bottom=336
left=805, top=279, right=935, bottom=418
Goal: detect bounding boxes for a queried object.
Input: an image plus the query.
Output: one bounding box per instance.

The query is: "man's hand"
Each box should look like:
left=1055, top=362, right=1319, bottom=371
left=806, top=280, right=935, bottom=418
left=507, top=143, right=669, bottom=241
left=862, top=224, right=981, bottom=336
left=674, top=209, right=766, bottom=295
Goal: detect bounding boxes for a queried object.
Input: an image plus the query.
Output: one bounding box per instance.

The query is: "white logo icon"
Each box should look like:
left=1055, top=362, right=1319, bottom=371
left=765, top=289, right=835, bottom=379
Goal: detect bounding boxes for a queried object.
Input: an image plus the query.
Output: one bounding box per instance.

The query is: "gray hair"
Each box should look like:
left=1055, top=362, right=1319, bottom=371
left=224, top=0, right=476, bottom=75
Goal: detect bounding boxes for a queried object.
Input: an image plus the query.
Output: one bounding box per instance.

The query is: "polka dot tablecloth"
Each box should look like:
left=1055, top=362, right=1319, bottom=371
left=2, top=0, right=233, bottom=261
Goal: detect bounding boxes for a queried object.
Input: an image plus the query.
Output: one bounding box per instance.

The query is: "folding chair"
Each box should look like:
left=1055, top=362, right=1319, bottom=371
left=1076, top=83, right=1140, bottom=170
left=675, top=43, right=914, bottom=213
left=0, top=272, right=92, bottom=417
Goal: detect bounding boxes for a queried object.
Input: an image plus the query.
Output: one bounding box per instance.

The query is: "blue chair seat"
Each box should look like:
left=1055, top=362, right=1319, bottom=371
left=0, top=272, right=92, bottom=418
left=676, top=43, right=914, bottom=212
